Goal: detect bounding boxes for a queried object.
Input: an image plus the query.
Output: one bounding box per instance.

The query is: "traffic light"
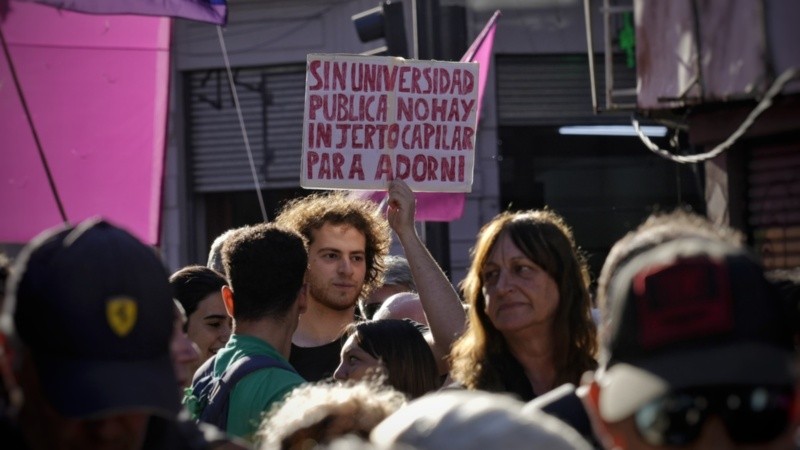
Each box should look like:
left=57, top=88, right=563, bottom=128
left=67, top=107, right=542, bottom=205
left=352, top=1, right=409, bottom=58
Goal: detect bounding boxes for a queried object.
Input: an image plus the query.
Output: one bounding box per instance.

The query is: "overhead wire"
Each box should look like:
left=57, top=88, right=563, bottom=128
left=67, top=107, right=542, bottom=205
left=633, top=67, right=799, bottom=164
left=216, top=24, right=268, bottom=222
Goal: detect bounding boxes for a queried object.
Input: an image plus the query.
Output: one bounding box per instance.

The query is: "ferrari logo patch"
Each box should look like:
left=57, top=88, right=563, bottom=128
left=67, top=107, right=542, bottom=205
left=106, top=297, right=138, bottom=337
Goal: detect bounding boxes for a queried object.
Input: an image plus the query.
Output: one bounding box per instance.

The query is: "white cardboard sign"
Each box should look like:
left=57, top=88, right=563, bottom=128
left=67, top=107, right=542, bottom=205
left=301, top=54, right=478, bottom=192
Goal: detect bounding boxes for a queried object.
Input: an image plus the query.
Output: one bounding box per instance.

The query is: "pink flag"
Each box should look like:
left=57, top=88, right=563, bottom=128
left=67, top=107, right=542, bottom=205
left=0, top=2, right=170, bottom=244
left=18, top=0, right=227, bottom=24
left=353, top=11, right=500, bottom=222
left=462, top=10, right=500, bottom=124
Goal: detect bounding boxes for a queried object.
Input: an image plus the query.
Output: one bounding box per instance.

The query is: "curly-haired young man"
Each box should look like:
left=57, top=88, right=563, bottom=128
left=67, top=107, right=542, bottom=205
left=275, top=191, right=391, bottom=381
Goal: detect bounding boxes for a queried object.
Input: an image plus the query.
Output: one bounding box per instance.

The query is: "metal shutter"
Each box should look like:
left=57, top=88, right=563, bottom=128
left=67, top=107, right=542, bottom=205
left=496, top=54, right=636, bottom=126
left=748, top=143, right=800, bottom=269
left=186, top=64, right=306, bottom=192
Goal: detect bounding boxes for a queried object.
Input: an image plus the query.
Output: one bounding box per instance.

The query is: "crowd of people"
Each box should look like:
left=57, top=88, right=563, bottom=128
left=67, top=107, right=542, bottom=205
left=1, top=179, right=798, bottom=449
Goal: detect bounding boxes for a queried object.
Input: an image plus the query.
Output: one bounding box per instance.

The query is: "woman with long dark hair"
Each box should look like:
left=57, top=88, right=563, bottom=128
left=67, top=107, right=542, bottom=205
left=449, top=210, right=597, bottom=400
left=333, top=319, right=440, bottom=399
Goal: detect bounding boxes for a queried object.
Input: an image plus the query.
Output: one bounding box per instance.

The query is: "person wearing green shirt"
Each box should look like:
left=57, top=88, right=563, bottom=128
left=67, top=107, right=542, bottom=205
left=187, top=223, right=309, bottom=441
left=212, top=334, right=305, bottom=439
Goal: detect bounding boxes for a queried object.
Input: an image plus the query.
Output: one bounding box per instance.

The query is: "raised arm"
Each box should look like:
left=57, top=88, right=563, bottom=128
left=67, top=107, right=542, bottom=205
left=386, top=180, right=466, bottom=373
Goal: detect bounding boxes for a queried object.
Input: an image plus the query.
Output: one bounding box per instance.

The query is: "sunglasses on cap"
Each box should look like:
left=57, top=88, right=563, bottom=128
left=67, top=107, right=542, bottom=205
left=634, top=385, right=796, bottom=446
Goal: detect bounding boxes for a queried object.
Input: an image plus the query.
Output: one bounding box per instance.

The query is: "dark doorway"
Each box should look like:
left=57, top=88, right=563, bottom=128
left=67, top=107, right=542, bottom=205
left=498, top=126, right=705, bottom=285
left=203, top=188, right=306, bottom=256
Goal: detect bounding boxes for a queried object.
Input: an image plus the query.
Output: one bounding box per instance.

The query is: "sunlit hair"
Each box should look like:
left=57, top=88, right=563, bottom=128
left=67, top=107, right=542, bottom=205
left=258, top=380, right=406, bottom=450
left=0, top=252, right=10, bottom=308
left=275, top=191, right=391, bottom=299
left=381, top=255, right=416, bottom=291
left=346, top=319, right=440, bottom=399
left=207, top=227, right=241, bottom=274
left=450, top=209, right=597, bottom=394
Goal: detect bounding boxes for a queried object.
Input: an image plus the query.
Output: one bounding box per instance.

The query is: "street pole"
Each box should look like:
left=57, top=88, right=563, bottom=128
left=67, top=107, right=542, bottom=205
left=413, top=0, right=466, bottom=280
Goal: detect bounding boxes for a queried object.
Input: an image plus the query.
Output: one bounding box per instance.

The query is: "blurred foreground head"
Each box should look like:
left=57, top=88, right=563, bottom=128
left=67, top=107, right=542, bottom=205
left=584, top=236, right=798, bottom=449
left=2, top=218, right=179, bottom=449
left=371, top=390, right=592, bottom=450
left=259, top=380, right=406, bottom=450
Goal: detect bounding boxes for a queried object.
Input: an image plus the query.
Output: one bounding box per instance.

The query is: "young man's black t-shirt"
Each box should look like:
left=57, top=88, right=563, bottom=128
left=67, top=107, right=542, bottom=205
left=289, top=335, right=347, bottom=382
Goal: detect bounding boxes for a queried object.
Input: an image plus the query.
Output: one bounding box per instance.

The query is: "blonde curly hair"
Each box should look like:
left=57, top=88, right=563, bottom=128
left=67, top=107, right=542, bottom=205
left=258, top=380, right=407, bottom=450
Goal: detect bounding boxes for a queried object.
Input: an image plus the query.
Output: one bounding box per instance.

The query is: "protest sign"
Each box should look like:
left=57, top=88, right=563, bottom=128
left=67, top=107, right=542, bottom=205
left=301, top=54, right=478, bottom=192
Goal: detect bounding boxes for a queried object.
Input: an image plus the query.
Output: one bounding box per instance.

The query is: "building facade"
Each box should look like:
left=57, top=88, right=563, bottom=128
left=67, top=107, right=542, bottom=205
left=160, top=0, right=735, bottom=285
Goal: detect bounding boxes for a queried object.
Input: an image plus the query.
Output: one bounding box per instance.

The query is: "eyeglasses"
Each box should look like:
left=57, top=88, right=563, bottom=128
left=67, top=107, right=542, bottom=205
left=634, top=385, right=795, bottom=446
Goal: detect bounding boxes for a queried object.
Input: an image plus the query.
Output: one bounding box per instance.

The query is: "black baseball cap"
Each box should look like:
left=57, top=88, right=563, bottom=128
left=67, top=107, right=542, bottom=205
left=2, top=218, right=180, bottom=418
left=596, top=237, right=796, bottom=422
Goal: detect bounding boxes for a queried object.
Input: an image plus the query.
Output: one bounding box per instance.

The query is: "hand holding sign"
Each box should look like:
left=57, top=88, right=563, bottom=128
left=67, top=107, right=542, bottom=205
left=387, top=179, right=416, bottom=241
left=302, top=54, right=479, bottom=193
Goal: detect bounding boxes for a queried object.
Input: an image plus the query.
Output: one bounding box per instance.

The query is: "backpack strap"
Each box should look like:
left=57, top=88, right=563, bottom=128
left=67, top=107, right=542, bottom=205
left=198, top=355, right=296, bottom=430
left=192, top=353, right=217, bottom=388
left=186, top=354, right=217, bottom=419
